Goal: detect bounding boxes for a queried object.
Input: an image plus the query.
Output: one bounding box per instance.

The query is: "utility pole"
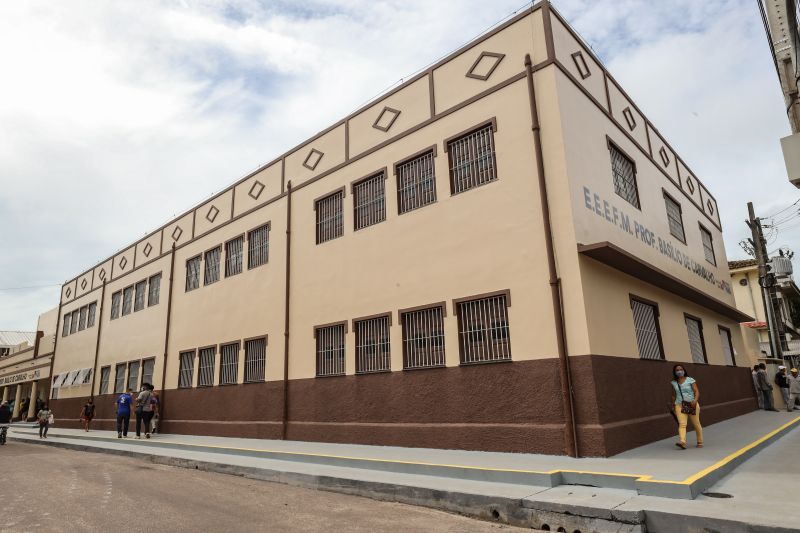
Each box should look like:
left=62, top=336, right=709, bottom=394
left=747, top=202, right=783, bottom=359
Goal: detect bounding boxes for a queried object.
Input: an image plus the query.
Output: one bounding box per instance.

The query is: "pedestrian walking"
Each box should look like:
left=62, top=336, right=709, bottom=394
left=80, top=398, right=96, bottom=432
left=788, top=368, right=800, bottom=411
left=776, top=366, right=791, bottom=409
left=36, top=404, right=53, bottom=439
left=671, top=364, right=703, bottom=450
left=135, top=384, right=155, bottom=439
left=757, top=363, right=778, bottom=411
left=150, top=390, right=160, bottom=434
left=752, top=365, right=764, bottom=409
left=115, top=388, right=133, bottom=438
left=19, top=397, right=29, bottom=421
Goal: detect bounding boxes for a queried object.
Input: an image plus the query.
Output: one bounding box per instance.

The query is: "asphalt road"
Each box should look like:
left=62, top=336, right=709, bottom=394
left=0, top=442, right=520, bottom=532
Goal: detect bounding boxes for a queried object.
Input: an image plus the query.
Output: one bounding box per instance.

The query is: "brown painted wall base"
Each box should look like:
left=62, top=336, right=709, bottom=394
left=50, top=355, right=757, bottom=456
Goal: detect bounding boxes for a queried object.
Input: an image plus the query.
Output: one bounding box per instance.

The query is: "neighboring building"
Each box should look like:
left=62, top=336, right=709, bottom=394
left=758, top=0, right=800, bottom=187
left=0, top=310, right=58, bottom=420
left=47, top=3, right=755, bottom=457
left=0, top=331, right=36, bottom=358
left=730, top=257, right=800, bottom=367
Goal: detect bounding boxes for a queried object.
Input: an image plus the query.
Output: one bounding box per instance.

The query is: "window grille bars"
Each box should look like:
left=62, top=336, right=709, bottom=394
left=248, top=225, right=270, bottom=269
left=99, top=367, right=110, bottom=395
left=719, top=327, right=736, bottom=366
left=142, top=359, right=155, bottom=387
left=62, top=314, right=71, bottom=337
left=70, top=310, right=79, bottom=334
left=355, top=316, right=390, bottom=373
left=111, top=292, right=121, bottom=320
left=664, top=195, right=685, bottom=242
left=134, top=280, right=146, bottom=311
left=631, top=299, right=663, bottom=360
left=178, top=351, right=195, bottom=388
left=78, top=306, right=87, bottom=331
left=610, top=144, right=640, bottom=208
left=448, top=125, right=497, bottom=194
left=225, top=237, right=244, bottom=277
left=397, top=151, right=437, bottom=214
left=186, top=256, right=201, bottom=291
left=148, top=274, right=161, bottom=306
left=87, top=302, right=97, bottom=328
left=685, top=317, right=706, bottom=364
left=204, top=246, right=221, bottom=285
left=315, top=191, right=344, bottom=244
left=220, top=343, right=239, bottom=385
left=402, top=307, right=445, bottom=369
left=457, top=295, right=511, bottom=364
left=316, top=324, right=345, bottom=376
left=127, top=361, right=140, bottom=391
left=700, top=227, right=716, bottom=265
left=353, top=173, right=386, bottom=230
left=244, top=338, right=267, bottom=382
left=114, top=365, right=126, bottom=393
left=198, top=347, right=215, bottom=387
left=122, top=286, right=134, bottom=315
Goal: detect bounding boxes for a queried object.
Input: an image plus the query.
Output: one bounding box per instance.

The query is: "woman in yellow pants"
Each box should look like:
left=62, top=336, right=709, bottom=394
left=670, top=364, right=703, bottom=449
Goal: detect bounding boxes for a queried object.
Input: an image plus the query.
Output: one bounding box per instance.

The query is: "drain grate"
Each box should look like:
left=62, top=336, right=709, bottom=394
left=701, top=492, right=733, bottom=499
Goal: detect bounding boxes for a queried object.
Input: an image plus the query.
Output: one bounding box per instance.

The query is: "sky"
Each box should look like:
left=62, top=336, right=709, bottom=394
left=0, top=0, right=795, bottom=331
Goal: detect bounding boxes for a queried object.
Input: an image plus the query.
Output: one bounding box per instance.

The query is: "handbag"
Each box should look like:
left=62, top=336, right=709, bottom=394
left=678, top=381, right=696, bottom=415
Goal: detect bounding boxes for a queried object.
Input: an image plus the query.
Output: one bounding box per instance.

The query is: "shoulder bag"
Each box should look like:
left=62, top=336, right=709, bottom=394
left=678, top=380, right=696, bottom=415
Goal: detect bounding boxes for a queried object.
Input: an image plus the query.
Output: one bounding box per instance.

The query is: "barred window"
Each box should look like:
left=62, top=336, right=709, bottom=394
left=134, top=280, right=147, bottom=311
left=397, top=150, right=437, bottom=214
left=664, top=194, right=685, bottom=243
left=99, top=366, right=111, bottom=395
left=700, top=226, right=716, bottom=266
left=447, top=124, right=497, bottom=194
left=225, top=237, right=244, bottom=277
left=148, top=273, right=161, bottom=306
left=457, top=294, right=511, bottom=364
left=719, top=326, right=736, bottom=366
left=204, top=246, right=221, bottom=285
left=114, top=364, right=126, bottom=393
left=244, top=338, right=267, bottom=382
left=353, top=172, right=386, bottom=230
left=122, top=286, right=134, bottom=315
left=220, top=342, right=239, bottom=385
left=609, top=143, right=640, bottom=209
left=77, top=306, right=87, bottom=331
left=127, top=360, right=140, bottom=391
left=315, top=191, right=344, bottom=244
left=87, top=302, right=97, bottom=328
left=142, top=358, right=155, bottom=387
left=198, top=347, right=215, bottom=387
left=401, top=306, right=445, bottom=369
left=685, top=316, right=707, bottom=364
left=316, top=324, right=345, bottom=377
left=62, top=313, right=71, bottom=337
left=630, top=298, right=663, bottom=360
left=355, top=316, right=390, bottom=374
left=111, top=291, right=121, bottom=320
left=248, top=224, right=270, bottom=269
left=80, top=368, right=92, bottom=385
left=178, top=351, right=195, bottom=388
left=70, top=309, right=79, bottom=334
left=186, top=256, right=201, bottom=291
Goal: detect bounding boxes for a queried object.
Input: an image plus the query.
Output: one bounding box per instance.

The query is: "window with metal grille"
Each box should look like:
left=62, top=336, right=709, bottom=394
left=148, top=273, right=161, bottom=306
left=178, top=351, right=195, bottom=388
left=142, top=358, right=155, bottom=387
left=244, top=338, right=267, bottom=382
left=62, top=313, right=71, bottom=337
left=122, top=286, right=134, bottom=315
left=127, top=361, right=140, bottom=391
left=397, top=150, right=437, bottom=214
left=99, top=366, right=110, bottom=395
left=70, top=310, right=79, bottom=334
left=664, top=194, right=685, bottom=243
left=87, top=302, right=97, bottom=328
left=700, top=226, right=716, bottom=266
left=315, top=191, right=344, bottom=244
left=447, top=124, right=497, bottom=194
left=684, top=315, right=707, bottom=364
left=225, top=237, right=244, bottom=277
left=204, top=246, right=221, bottom=285
left=401, top=306, right=446, bottom=369
left=630, top=298, right=663, bottom=360
left=355, top=316, right=390, bottom=373
left=719, top=326, right=736, bottom=366
left=114, top=364, right=126, bottom=393
left=316, top=324, right=346, bottom=376
left=134, top=280, right=147, bottom=311
left=353, top=172, right=386, bottom=230
left=81, top=368, right=92, bottom=385
left=78, top=306, right=87, bottom=331
left=609, top=143, right=640, bottom=209
left=219, top=343, right=239, bottom=385
left=111, top=292, right=121, bottom=320
left=248, top=224, right=270, bottom=269
left=457, top=294, right=511, bottom=364
left=198, top=347, right=215, bottom=387
left=186, top=256, right=201, bottom=291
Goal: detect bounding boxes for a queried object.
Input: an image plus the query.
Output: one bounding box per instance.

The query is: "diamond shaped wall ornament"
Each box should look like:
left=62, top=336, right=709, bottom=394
left=622, top=107, right=637, bottom=131
left=248, top=180, right=265, bottom=200
left=659, top=146, right=670, bottom=167
left=171, top=226, right=183, bottom=242
left=65, top=287, right=72, bottom=298
left=571, top=51, right=591, bottom=79
left=372, top=106, right=401, bottom=133
left=685, top=176, right=695, bottom=194
left=143, top=242, right=153, bottom=258
left=465, top=51, right=505, bottom=81
left=303, top=148, right=324, bottom=171
left=99, top=268, right=106, bottom=281
left=119, top=256, right=128, bottom=270
left=206, top=205, right=219, bottom=223
left=80, top=279, right=87, bottom=290
left=707, top=199, right=715, bottom=216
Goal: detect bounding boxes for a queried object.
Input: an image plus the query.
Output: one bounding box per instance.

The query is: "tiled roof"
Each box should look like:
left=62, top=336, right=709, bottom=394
left=0, top=331, right=36, bottom=347
left=728, top=259, right=757, bottom=270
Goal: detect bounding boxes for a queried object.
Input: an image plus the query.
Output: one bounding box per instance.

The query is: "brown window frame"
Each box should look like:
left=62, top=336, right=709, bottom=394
left=395, top=145, right=438, bottom=215
left=247, top=223, right=271, bottom=270
left=683, top=313, right=708, bottom=364
left=141, top=357, right=156, bottom=387
left=607, top=137, right=641, bottom=210
left=718, top=325, right=736, bottom=366
left=148, top=273, right=162, bottom=307
left=185, top=255, right=201, bottom=292
left=699, top=223, right=716, bottom=266
left=197, top=345, right=216, bottom=387
left=399, top=302, right=447, bottom=370
left=224, top=235, right=245, bottom=278
left=629, top=294, right=665, bottom=361
left=314, top=322, right=348, bottom=377
left=453, top=289, right=512, bottom=365
left=662, top=189, right=686, bottom=244
left=204, top=245, right=222, bottom=285
left=110, top=291, right=121, bottom=320
left=314, top=188, right=345, bottom=244
left=99, top=366, right=111, bottom=395
left=219, top=341, right=240, bottom=386
left=351, top=169, right=387, bottom=231
left=178, top=349, right=196, bottom=389
left=352, top=313, right=392, bottom=374
left=444, top=118, right=499, bottom=195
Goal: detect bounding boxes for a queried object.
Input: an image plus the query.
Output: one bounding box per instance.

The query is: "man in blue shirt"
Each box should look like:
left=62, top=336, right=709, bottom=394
left=115, top=388, right=133, bottom=438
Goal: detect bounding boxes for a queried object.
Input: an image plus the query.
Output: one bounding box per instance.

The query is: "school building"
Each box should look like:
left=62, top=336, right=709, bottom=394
left=43, top=3, right=757, bottom=457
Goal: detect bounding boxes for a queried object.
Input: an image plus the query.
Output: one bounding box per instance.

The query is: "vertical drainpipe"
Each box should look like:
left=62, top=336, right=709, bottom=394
left=89, top=280, right=107, bottom=397
left=282, top=182, right=293, bottom=440
left=160, top=244, right=177, bottom=419
left=525, top=54, right=579, bottom=458
left=47, top=295, right=64, bottom=401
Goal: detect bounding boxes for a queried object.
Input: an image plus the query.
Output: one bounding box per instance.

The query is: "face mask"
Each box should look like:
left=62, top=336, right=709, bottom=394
left=675, top=370, right=685, bottom=377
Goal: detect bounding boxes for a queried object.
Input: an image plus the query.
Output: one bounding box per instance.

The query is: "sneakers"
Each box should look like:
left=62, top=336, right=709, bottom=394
left=145, top=433, right=150, bottom=439
left=118, top=433, right=122, bottom=438
left=135, top=436, right=141, bottom=439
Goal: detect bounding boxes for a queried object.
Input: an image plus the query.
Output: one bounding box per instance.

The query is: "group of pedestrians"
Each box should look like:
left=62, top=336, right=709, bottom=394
left=751, top=363, right=800, bottom=411
left=115, top=383, right=159, bottom=439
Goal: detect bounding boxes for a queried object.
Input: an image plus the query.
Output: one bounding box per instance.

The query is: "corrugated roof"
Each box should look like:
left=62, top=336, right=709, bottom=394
left=0, top=331, right=36, bottom=347
left=728, top=259, right=758, bottom=270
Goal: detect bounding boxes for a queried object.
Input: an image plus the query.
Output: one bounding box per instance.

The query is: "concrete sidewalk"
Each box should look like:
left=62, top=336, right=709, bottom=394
left=9, top=410, right=800, bottom=532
